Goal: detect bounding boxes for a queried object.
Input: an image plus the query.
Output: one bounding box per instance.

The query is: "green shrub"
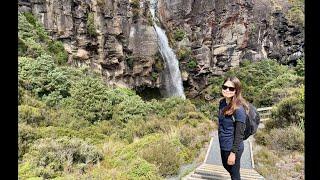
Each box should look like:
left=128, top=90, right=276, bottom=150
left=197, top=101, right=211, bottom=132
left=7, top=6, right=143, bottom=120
left=35, top=126, right=108, bottom=145
left=236, top=60, right=292, bottom=104
left=179, top=125, right=197, bottom=147
left=19, top=12, right=49, bottom=42
left=18, top=86, right=25, bottom=105
left=112, top=95, right=153, bottom=124
left=18, top=13, right=35, bottom=38
left=61, top=77, right=113, bottom=123
left=187, top=59, right=197, bottom=69
left=76, top=126, right=109, bottom=144
left=48, top=41, right=68, bottom=65
left=21, top=137, right=103, bottom=179
left=18, top=37, right=28, bottom=56
left=44, top=108, right=91, bottom=130
left=116, top=127, right=135, bottom=143
left=257, top=73, right=303, bottom=106
left=286, top=6, right=304, bottom=27
left=295, top=58, right=304, bottom=76
left=254, top=129, right=270, bottom=146
left=19, top=92, right=46, bottom=108
left=173, top=29, right=185, bottom=41
left=130, top=0, right=140, bottom=9
left=128, top=116, right=172, bottom=139
left=154, top=51, right=164, bottom=70
left=18, top=55, right=71, bottom=106
left=19, top=12, right=67, bottom=65
left=179, top=111, right=207, bottom=127
left=76, top=166, right=131, bottom=179
left=58, top=66, right=88, bottom=82
left=23, top=12, right=37, bottom=26
left=271, top=92, right=304, bottom=128
left=254, top=146, right=281, bottom=177
left=147, top=13, right=153, bottom=26
left=127, top=158, right=161, bottom=179
left=164, top=99, right=197, bottom=121
left=131, top=0, right=141, bottom=22
left=19, top=96, right=76, bottom=129
left=18, top=105, right=45, bottom=126
left=268, top=85, right=304, bottom=111
left=126, top=55, right=134, bottom=69
left=262, top=118, right=278, bottom=131
left=97, top=0, right=106, bottom=7
left=89, top=120, right=115, bottom=136
left=191, top=99, right=218, bottom=120
left=19, top=38, right=47, bottom=58
left=177, top=47, right=192, bottom=61
left=132, top=8, right=140, bottom=21
left=155, top=97, right=187, bottom=117
left=87, top=12, right=97, bottom=37
left=19, top=162, right=40, bottom=179
left=18, top=13, right=51, bottom=58
left=18, top=123, right=40, bottom=160
left=208, top=77, right=225, bottom=99
left=266, top=125, right=304, bottom=151
left=140, top=138, right=182, bottom=176
left=180, top=122, right=212, bottom=154
left=177, top=122, right=213, bottom=163
left=107, top=87, right=137, bottom=105
left=112, top=134, right=163, bottom=166
left=152, top=72, right=158, bottom=81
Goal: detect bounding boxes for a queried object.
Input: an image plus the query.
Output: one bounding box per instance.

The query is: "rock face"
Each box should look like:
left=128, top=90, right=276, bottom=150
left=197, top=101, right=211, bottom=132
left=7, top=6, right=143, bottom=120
left=157, top=0, right=304, bottom=98
left=18, top=0, right=163, bottom=92
left=18, top=0, right=304, bottom=99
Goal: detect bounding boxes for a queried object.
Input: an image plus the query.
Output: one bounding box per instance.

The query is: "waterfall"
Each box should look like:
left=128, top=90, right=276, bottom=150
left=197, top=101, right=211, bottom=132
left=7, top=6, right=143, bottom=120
left=149, top=0, right=186, bottom=99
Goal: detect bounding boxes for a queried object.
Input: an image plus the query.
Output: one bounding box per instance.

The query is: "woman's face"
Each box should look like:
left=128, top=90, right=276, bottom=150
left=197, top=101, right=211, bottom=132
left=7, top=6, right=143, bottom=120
left=222, top=80, right=236, bottom=98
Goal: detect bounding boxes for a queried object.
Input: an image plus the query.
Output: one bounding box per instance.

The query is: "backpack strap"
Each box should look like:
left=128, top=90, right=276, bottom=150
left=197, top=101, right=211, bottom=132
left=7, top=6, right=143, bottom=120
left=232, top=105, right=249, bottom=123
left=231, top=115, right=236, bottom=123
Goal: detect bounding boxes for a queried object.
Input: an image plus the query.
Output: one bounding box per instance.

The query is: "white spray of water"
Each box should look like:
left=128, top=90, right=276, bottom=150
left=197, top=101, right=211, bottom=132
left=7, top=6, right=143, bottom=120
left=149, top=0, right=185, bottom=99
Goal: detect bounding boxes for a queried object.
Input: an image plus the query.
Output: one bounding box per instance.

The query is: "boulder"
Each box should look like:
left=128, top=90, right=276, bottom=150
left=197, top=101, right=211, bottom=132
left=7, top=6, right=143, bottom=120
left=74, top=49, right=89, bottom=60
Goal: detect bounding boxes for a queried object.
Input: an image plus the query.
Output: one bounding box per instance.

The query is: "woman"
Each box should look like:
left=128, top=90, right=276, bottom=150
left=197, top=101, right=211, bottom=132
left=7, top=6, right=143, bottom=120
left=218, top=76, right=249, bottom=180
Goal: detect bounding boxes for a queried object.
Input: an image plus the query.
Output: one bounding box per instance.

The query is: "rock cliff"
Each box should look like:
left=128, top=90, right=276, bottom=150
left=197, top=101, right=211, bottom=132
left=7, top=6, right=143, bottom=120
left=18, top=0, right=304, bottom=99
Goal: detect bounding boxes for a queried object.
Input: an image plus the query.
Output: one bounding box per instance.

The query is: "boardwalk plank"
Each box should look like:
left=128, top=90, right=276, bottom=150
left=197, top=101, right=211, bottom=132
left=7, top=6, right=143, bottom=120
left=183, top=129, right=265, bottom=180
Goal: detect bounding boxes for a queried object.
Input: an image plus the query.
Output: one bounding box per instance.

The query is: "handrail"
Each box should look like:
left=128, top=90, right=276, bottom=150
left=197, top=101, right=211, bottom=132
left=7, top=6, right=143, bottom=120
left=257, top=106, right=272, bottom=122
left=257, top=107, right=273, bottom=111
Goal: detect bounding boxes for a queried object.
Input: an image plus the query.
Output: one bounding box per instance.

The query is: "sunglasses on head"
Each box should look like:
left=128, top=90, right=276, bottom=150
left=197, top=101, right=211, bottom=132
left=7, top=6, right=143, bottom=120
left=222, top=85, right=236, bottom=91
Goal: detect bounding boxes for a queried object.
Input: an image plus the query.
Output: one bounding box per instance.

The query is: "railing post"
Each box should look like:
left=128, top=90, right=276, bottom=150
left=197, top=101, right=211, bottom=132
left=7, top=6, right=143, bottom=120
left=257, top=107, right=272, bottom=122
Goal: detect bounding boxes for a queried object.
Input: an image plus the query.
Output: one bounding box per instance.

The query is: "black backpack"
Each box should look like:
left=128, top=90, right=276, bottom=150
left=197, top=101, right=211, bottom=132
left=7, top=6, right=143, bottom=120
left=233, top=103, right=260, bottom=140
left=243, top=103, right=260, bottom=140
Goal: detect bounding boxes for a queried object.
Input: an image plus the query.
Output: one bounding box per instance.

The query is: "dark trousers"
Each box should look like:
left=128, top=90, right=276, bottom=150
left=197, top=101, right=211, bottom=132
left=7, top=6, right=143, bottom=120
left=220, top=147, right=244, bottom=180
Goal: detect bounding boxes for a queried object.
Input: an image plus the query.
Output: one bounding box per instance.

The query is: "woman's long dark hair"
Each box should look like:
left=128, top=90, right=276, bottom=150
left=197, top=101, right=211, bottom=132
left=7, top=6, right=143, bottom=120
left=222, top=76, right=249, bottom=116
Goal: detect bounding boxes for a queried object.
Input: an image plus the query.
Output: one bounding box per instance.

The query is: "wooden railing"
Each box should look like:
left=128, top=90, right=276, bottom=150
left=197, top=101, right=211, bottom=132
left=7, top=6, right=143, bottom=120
left=257, top=107, right=272, bottom=122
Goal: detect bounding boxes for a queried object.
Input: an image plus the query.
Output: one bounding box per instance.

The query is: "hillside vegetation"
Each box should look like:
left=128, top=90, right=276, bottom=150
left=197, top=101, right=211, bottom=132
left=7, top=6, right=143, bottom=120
left=18, top=12, right=215, bottom=179
left=18, top=10, right=304, bottom=179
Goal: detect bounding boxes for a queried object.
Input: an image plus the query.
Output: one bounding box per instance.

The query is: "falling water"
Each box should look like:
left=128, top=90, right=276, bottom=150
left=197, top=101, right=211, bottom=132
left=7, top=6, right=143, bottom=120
left=149, top=0, right=186, bottom=99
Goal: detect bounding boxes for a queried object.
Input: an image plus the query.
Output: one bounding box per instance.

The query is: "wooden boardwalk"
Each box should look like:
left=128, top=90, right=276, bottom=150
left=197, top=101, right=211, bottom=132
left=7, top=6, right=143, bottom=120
left=184, top=163, right=264, bottom=180
left=182, top=107, right=272, bottom=180
left=183, top=135, right=264, bottom=180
